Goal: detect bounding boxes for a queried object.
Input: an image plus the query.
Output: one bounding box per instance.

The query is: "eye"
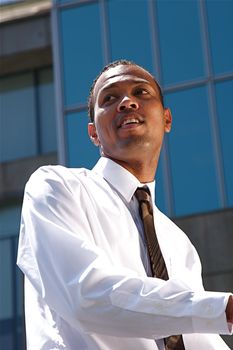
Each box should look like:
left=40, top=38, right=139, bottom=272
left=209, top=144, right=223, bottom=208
left=102, top=94, right=116, bottom=104
left=134, top=87, right=150, bottom=96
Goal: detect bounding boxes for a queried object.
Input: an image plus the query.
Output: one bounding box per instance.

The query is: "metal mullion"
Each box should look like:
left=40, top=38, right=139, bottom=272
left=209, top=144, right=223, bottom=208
left=100, top=0, right=111, bottom=65
left=163, top=77, right=207, bottom=94
left=213, top=72, right=233, bottom=83
left=162, top=73, right=233, bottom=94
left=55, top=0, right=98, bottom=10
left=10, top=236, right=18, bottom=350
left=147, top=0, right=161, bottom=81
left=148, top=0, right=175, bottom=217
left=64, top=103, right=88, bottom=115
left=199, top=0, right=227, bottom=208
left=33, top=69, right=42, bottom=155
left=51, top=3, right=67, bottom=165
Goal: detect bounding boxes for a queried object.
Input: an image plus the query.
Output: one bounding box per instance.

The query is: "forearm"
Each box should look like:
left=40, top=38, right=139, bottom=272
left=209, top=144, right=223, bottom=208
left=20, top=238, right=232, bottom=339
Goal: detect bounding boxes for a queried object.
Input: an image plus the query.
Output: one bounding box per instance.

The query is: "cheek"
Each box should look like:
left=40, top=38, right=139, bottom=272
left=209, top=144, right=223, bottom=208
left=95, top=120, right=112, bottom=144
left=94, top=112, right=104, bottom=134
left=95, top=111, right=115, bottom=134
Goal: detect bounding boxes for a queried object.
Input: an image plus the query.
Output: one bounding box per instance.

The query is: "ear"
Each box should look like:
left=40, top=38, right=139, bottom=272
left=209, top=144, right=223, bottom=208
left=164, top=108, right=172, bottom=133
left=88, top=123, right=100, bottom=146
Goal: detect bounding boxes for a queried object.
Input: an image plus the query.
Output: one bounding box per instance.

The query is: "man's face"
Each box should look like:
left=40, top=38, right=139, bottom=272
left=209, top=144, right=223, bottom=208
left=88, top=64, right=172, bottom=164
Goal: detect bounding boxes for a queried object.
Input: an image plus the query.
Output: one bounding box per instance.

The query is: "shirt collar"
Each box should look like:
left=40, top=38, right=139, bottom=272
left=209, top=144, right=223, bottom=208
left=92, top=157, right=155, bottom=203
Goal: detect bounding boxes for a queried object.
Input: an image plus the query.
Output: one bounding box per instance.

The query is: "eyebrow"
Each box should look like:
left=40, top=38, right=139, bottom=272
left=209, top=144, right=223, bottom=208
left=100, top=78, right=152, bottom=94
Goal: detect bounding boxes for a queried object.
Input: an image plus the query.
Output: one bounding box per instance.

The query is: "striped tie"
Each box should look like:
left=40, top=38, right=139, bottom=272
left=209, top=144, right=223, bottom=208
left=135, top=186, right=185, bottom=350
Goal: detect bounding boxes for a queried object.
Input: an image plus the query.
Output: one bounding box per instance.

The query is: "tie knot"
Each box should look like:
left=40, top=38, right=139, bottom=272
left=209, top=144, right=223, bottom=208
left=135, top=186, right=151, bottom=203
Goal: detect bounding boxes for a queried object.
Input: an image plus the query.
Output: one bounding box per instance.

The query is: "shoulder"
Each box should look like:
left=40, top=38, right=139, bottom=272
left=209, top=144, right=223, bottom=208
left=28, top=164, right=89, bottom=181
left=25, top=165, right=91, bottom=199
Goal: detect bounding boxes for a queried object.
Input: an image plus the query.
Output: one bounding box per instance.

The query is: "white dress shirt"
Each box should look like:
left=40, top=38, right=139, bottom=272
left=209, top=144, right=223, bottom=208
left=17, top=157, right=232, bottom=349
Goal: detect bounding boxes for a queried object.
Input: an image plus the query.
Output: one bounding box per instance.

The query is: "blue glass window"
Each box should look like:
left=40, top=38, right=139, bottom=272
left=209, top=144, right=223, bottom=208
left=0, top=204, right=23, bottom=348
left=156, top=1, right=204, bottom=85
left=0, top=68, right=56, bottom=163
left=38, top=68, right=57, bottom=153
left=60, top=3, right=104, bottom=107
left=166, top=86, right=219, bottom=216
left=0, top=240, right=13, bottom=319
left=215, top=80, right=233, bottom=207
left=155, top=145, right=170, bottom=216
left=0, top=205, right=21, bottom=237
left=0, top=204, right=21, bottom=318
left=56, top=0, right=72, bottom=3
left=206, top=1, right=233, bottom=75
left=66, top=111, right=99, bottom=168
left=108, top=0, right=153, bottom=70
left=0, top=73, right=37, bottom=162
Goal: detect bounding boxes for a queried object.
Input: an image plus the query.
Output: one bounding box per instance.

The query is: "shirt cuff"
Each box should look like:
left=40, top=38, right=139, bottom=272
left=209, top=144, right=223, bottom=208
left=192, top=292, right=232, bottom=335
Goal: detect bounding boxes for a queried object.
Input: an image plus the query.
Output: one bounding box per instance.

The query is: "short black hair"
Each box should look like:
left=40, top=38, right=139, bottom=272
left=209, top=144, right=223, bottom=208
left=87, top=59, right=164, bottom=122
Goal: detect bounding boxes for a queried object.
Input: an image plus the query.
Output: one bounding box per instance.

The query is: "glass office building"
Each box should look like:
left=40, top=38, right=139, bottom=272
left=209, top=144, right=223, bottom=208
left=0, top=0, right=232, bottom=348
left=53, top=0, right=233, bottom=217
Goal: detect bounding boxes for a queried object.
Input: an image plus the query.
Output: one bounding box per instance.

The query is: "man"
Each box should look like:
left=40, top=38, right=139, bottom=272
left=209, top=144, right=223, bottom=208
left=17, top=60, right=232, bottom=349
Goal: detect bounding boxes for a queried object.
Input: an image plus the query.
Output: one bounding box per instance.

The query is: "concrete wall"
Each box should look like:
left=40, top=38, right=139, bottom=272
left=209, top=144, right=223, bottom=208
left=0, top=5, right=52, bottom=75
left=0, top=5, right=56, bottom=205
left=175, top=209, right=233, bottom=348
left=0, top=153, right=57, bottom=204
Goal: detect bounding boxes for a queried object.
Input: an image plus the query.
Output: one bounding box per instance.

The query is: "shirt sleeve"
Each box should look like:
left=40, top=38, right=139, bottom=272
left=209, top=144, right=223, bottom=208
left=17, top=166, right=232, bottom=339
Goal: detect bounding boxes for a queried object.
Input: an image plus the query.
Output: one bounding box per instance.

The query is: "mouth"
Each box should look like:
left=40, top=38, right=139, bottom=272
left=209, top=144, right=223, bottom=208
left=118, top=115, right=144, bottom=129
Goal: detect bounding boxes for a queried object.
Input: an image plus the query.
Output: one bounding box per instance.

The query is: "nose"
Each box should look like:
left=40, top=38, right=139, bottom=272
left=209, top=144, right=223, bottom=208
left=117, top=96, right=139, bottom=112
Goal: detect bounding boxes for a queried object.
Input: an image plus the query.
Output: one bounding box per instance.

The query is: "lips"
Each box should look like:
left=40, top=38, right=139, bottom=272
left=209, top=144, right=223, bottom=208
left=117, top=114, right=144, bottom=129
left=121, top=118, right=140, bottom=126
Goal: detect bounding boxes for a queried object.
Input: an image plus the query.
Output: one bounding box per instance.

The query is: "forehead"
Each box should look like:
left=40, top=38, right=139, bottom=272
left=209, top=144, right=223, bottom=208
left=93, top=64, right=157, bottom=99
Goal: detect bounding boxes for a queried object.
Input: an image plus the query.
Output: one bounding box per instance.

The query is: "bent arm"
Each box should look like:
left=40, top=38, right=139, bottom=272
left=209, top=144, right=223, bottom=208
left=17, top=166, right=232, bottom=339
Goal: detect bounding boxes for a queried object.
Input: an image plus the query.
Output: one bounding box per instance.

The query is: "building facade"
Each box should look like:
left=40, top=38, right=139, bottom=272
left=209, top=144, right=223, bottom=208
left=0, top=1, right=57, bottom=348
left=0, top=0, right=232, bottom=348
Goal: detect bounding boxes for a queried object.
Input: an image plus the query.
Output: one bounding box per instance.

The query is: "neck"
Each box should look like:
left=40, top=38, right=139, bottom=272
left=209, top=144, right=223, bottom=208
left=107, top=156, right=158, bottom=183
